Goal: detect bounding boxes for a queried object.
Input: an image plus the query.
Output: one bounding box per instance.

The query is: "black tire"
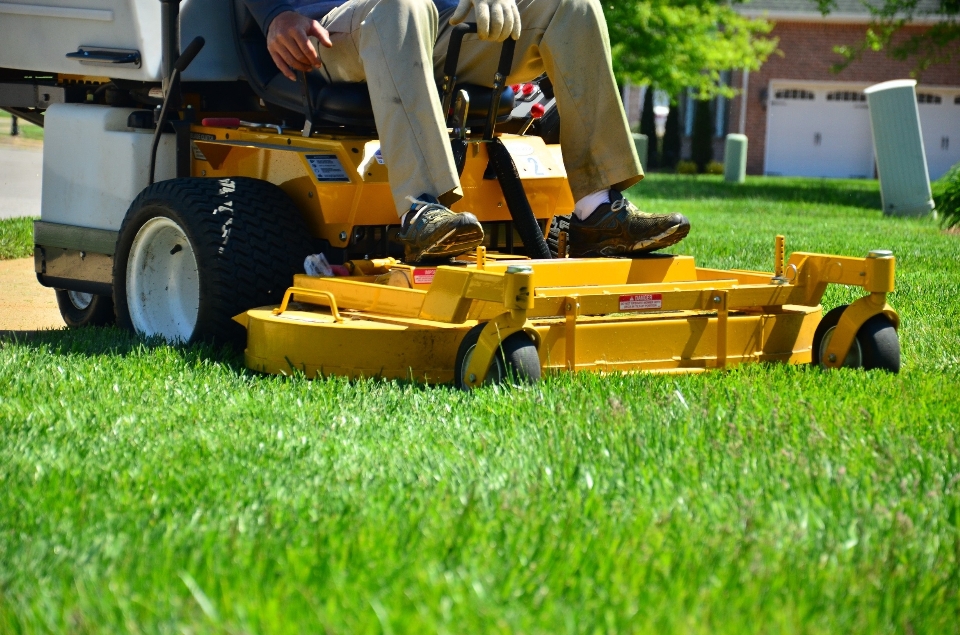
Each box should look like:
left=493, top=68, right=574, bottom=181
left=811, top=305, right=900, bottom=372
left=547, top=213, right=571, bottom=258
left=113, top=177, right=314, bottom=345
left=453, top=322, right=541, bottom=390
left=54, top=289, right=115, bottom=328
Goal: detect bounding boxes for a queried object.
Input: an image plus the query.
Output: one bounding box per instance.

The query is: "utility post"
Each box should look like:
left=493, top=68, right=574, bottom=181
left=10, top=115, right=17, bottom=136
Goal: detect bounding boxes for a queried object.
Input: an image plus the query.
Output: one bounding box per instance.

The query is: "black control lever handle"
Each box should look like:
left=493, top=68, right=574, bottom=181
left=174, top=36, right=205, bottom=75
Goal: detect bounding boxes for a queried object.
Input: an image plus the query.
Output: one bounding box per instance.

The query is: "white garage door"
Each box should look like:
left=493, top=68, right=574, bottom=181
left=917, top=91, right=960, bottom=181
left=764, top=82, right=875, bottom=179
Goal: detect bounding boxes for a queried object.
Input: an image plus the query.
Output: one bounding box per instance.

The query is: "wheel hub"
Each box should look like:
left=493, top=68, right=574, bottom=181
left=126, top=217, right=200, bottom=342
left=819, top=325, right=863, bottom=368
left=67, top=290, right=94, bottom=311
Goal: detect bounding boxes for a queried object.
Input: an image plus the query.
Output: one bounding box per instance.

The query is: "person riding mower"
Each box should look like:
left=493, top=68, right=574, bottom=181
left=246, top=0, right=691, bottom=262
left=0, top=0, right=901, bottom=387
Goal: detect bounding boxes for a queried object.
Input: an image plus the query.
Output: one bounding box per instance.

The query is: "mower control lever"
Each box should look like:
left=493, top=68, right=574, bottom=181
left=174, top=36, right=206, bottom=74
left=148, top=35, right=206, bottom=185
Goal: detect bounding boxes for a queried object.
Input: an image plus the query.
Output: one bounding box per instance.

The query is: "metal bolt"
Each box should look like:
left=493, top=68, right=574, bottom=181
left=339, top=231, right=348, bottom=241
left=469, top=373, right=476, bottom=383
left=828, top=353, right=837, bottom=363
left=201, top=170, right=206, bottom=176
left=308, top=191, right=313, bottom=198
left=713, top=296, right=721, bottom=303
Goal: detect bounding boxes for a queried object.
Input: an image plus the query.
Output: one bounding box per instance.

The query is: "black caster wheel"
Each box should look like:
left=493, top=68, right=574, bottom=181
left=812, top=305, right=900, bottom=373
left=454, top=323, right=541, bottom=390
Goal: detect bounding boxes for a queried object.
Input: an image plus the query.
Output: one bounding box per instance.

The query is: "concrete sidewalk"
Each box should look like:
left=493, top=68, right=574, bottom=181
left=0, top=257, right=64, bottom=331
left=0, top=142, right=43, bottom=220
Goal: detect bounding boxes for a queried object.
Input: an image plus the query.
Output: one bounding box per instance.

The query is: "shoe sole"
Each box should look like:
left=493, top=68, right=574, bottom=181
left=569, top=221, right=691, bottom=258
left=408, top=224, right=484, bottom=262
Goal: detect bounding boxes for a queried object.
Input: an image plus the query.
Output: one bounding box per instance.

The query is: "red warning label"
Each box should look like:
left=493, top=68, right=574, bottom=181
left=413, top=268, right=436, bottom=285
left=619, top=293, right=663, bottom=311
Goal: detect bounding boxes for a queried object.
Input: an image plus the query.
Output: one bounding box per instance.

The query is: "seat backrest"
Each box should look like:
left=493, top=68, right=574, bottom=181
left=232, top=0, right=324, bottom=115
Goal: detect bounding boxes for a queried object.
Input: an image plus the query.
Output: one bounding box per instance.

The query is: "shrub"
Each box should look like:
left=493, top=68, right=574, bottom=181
left=676, top=160, right=698, bottom=175
left=933, top=162, right=960, bottom=229
left=706, top=160, right=724, bottom=175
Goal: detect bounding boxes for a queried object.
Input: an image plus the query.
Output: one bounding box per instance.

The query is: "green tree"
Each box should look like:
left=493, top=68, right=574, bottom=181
left=814, top=0, right=959, bottom=74
left=661, top=95, right=682, bottom=169
left=604, top=1, right=778, bottom=99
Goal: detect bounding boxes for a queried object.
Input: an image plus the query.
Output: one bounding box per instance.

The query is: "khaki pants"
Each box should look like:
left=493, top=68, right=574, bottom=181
left=315, top=0, right=642, bottom=216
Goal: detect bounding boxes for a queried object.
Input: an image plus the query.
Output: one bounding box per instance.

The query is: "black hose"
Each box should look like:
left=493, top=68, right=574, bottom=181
left=487, top=139, right=551, bottom=259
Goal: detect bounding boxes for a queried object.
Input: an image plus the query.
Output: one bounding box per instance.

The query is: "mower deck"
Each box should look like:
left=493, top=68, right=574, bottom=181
left=234, top=241, right=898, bottom=386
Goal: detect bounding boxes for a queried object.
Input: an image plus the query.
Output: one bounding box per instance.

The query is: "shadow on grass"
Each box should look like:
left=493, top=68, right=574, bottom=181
left=0, top=327, right=448, bottom=390
left=0, top=326, right=247, bottom=370
left=628, top=175, right=883, bottom=209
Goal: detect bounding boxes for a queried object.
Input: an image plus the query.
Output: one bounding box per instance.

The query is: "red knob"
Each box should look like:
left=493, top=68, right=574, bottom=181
left=530, top=103, right=546, bottom=119
left=201, top=117, right=241, bottom=128
left=510, top=84, right=521, bottom=93
left=522, top=83, right=536, bottom=95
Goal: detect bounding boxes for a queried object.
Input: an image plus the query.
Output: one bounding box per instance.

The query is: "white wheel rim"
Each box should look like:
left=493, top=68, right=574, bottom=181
left=460, top=342, right=505, bottom=388
left=67, top=290, right=93, bottom=310
left=819, top=326, right=863, bottom=368
left=126, top=216, right=200, bottom=342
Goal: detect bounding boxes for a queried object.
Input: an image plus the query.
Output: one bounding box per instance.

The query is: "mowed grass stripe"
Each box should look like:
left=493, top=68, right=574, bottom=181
left=1, top=175, right=959, bottom=633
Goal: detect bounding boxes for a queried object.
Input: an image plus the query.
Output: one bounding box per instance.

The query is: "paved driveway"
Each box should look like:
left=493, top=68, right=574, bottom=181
left=0, top=145, right=42, bottom=220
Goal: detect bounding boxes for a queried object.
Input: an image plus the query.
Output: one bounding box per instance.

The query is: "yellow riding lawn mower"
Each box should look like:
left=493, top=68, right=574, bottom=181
left=0, top=0, right=901, bottom=388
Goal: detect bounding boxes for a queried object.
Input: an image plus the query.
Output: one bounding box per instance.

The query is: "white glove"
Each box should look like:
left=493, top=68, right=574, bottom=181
left=450, top=0, right=522, bottom=42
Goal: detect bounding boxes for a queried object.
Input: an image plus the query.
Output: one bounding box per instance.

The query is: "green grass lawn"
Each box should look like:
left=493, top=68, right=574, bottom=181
left=1, top=175, right=959, bottom=634
left=0, top=217, right=34, bottom=260
left=0, top=112, right=44, bottom=142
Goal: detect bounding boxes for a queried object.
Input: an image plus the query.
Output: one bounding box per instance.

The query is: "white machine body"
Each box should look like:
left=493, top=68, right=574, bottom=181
left=41, top=103, right=175, bottom=231
left=0, top=0, right=240, bottom=82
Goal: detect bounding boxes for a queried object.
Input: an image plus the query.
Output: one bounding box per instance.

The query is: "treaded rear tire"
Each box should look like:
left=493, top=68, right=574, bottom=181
left=113, top=177, right=314, bottom=345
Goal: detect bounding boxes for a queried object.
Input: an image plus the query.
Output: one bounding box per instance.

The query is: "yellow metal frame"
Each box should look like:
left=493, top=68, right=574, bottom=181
left=234, top=236, right=899, bottom=384
left=188, top=123, right=898, bottom=384
left=189, top=124, right=574, bottom=249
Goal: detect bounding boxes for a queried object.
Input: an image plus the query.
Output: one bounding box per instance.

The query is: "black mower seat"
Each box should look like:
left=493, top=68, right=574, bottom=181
left=232, top=0, right=515, bottom=128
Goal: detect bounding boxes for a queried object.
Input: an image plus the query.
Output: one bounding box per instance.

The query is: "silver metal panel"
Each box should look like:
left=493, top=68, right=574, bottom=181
left=34, top=220, right=118, bottom=255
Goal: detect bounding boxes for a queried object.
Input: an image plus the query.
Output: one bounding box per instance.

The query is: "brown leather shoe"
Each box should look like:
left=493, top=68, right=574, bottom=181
left=397, top=195, right=484, bottom=263
left=568, top=190, right=690, bottom=258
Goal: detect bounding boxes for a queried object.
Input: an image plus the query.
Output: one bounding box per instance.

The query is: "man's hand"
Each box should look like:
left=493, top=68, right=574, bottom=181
left=266, top=11, right=333, bottom=81
left=450, top=0, right=521, bottom=42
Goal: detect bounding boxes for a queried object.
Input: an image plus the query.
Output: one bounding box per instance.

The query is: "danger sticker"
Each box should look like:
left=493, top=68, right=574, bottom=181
left=619, top=293, right=663, bottom=311
left=305, top=154, right=351, bottom=182
left=413, top=268, right=436, bottom=285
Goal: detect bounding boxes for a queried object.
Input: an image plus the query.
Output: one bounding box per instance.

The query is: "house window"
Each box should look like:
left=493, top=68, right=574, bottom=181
left=917, top=93, right=942, bottom=104
left=826, top=91, right=866, bottom=102
left=773, top=89, right=815, bottom=100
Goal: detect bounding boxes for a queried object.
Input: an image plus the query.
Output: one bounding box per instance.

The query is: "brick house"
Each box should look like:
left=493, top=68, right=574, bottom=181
left=716, top=0, right=960, bottom=179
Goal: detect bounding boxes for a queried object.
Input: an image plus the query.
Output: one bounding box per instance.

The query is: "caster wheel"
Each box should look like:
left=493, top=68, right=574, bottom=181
left=55, top=289, right=115, bottom=328
left=812, top=305, right=900, bottom=373
left=454, top=323, right=541, bottom=390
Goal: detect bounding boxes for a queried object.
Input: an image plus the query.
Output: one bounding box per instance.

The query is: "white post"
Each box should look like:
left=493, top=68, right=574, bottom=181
left=864, top=79, right=934, bottom=216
